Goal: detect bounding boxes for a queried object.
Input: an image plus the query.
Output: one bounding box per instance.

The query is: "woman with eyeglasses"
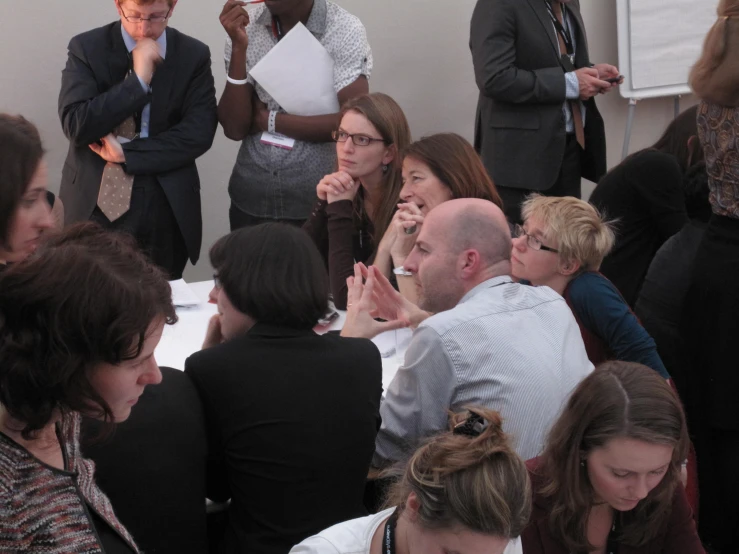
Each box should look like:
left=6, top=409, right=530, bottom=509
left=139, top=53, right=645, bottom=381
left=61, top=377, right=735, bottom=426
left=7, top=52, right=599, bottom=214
left=510, top=195, right=669, bottom=379
left=303, top=92, right=411, bottom=309
left=522, top=361, right=703, bottom=554
left=290, top=407, right=531, bottom=554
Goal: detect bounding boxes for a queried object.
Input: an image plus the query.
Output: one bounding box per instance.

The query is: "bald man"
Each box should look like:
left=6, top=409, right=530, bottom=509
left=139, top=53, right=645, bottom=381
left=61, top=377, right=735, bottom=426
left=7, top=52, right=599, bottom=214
left=342, top=199, right=593, bottom=464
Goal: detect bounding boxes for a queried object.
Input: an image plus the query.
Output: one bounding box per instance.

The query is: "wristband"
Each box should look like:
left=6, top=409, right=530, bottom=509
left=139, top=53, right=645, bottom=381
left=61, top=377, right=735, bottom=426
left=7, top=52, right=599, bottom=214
left=268, top=110, right=278, bottom=134
left=393, top=266, right=413, bottom=277
left=226, top=75, right=249, bottom=85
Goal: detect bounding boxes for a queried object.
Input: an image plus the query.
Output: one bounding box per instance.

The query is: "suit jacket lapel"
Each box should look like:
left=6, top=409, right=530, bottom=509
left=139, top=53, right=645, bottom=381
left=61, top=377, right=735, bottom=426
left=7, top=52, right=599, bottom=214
left=108, top=21, right=131, bottom=87
left=149, top=27, right=176, bottom=136
left=525, top=0, right=560, bottom=60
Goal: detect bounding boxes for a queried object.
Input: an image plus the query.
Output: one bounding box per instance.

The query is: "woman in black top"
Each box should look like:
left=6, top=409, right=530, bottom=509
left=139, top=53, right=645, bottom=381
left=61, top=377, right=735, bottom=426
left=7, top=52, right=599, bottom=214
left=589, top=106, right=704, bottom=307
left=185, top=223, right=383, bottom=554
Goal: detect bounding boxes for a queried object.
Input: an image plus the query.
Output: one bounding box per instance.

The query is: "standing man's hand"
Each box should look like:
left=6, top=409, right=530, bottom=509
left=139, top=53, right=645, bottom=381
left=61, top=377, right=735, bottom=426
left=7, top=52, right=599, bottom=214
left=220, top=0, right=250, bottom=50
left=132, top=38, right=163, bottom=86
left=89, top=134, right=126, bottom=163
left=574, top=67, right=611, bottom=100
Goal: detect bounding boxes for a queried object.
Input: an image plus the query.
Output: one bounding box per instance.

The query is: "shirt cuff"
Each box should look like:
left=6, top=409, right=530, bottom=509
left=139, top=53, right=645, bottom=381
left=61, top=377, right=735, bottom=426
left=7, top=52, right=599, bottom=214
left=135, top=73, right=151, bottom=94
left=565, top=71, right=579, bottom=100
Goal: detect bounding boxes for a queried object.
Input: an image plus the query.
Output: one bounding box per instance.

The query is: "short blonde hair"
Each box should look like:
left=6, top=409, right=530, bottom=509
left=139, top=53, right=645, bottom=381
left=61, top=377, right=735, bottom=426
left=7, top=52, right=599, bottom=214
left=521, top=195, right=615, bottom=271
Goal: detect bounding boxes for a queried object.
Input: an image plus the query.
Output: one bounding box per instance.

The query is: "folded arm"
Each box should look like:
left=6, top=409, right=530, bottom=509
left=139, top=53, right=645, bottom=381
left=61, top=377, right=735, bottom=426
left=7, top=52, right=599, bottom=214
left=122, top=49, right=218, bottom=175
left=59, top=37, right=150, bottom=147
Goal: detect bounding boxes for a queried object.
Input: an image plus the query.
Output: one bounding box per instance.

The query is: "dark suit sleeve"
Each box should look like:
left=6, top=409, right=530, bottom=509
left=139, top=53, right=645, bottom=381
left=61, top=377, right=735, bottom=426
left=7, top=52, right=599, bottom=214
left=470, top=0, right=566, bottom=104
left=59, top=36, right=150, bottom=147
left=122, top=46, right=217, bottom=176
left=184, top=354, right=231, bottom=503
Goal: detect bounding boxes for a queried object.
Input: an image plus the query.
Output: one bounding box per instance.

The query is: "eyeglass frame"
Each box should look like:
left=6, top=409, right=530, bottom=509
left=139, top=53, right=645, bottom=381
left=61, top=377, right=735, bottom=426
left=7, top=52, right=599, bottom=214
left=213, top=273, right=222, bottom=289
left=512, top=224, right=559, bottom=253
left=331, top=129, right=387, bottom=147
left=118, top=2, right=172, bottom=24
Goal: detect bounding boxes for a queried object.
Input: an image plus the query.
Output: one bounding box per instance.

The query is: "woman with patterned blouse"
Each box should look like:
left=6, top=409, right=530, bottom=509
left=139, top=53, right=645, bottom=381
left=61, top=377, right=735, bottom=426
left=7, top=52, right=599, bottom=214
left=0, top=224, right=177, bottom=553
left=683, top=2, right=739, bottom=551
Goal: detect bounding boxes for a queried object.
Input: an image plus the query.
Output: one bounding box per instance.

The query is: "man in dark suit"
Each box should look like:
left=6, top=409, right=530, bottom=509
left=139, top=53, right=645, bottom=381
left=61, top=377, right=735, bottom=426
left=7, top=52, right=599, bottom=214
left=59, top=0, right=217, bottom=278
left=470, top=0, right=622, bottom=223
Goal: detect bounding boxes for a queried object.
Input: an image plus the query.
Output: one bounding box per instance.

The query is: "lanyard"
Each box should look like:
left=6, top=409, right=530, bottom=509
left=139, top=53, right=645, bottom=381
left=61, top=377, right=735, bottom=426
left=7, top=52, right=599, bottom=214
left=382, top=509, right=399, bottom=554
left=544, top=0, right=574, bottom=57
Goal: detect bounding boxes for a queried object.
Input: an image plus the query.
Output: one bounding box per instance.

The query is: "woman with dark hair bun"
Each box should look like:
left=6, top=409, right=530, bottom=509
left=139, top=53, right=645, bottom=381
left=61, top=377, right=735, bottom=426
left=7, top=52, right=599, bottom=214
left=0, top=113, right=55, bottom=266
left=0, top=222, right=177, bottom=553
left=185, top=223, right=383, bottom=554
left=522, top=361, right=703, bottom=554
left=290, top=407, right=531, bottom=554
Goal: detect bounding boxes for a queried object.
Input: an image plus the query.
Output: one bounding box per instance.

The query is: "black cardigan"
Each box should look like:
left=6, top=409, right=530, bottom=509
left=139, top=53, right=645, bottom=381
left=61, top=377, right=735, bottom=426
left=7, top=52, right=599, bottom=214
left=185, top=323, right=383, bottom=554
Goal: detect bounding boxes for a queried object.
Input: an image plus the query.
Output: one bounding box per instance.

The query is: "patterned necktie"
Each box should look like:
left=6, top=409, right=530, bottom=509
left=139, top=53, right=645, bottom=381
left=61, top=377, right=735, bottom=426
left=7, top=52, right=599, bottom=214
left=97, top=116, right=137, bottom=222
left=553, top=1, right=585, bottom=149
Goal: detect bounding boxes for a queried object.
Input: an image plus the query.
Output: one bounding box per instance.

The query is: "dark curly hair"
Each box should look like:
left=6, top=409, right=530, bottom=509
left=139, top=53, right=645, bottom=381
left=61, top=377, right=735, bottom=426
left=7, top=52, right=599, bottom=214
left=0, top=223, right=177, bottom=439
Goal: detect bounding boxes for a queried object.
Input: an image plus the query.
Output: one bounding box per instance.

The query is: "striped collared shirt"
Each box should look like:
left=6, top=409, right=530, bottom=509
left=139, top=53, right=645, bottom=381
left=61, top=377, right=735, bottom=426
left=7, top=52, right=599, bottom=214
left=374, top=276, right=594, bottom=465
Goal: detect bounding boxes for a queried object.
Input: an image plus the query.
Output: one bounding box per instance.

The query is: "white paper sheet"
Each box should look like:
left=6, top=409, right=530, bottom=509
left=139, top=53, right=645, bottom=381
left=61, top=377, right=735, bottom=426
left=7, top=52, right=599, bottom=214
left=169, top=279, right=201, bottom=307
left=627, top=0, right=718, bottom=91
left=249, top=22, right=339, bottom=116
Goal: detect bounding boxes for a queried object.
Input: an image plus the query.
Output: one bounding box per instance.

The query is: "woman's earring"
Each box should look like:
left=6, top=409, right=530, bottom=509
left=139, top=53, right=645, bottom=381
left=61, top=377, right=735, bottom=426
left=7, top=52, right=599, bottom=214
left=580, top=460, right=586, bottom=467
left=382, top=164, right=389, bottom=174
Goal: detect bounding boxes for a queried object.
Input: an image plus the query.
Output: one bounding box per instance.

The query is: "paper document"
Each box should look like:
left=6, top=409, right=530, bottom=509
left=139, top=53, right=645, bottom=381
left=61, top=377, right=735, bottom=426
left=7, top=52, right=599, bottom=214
left=169, top=279, right=201, bottom=307
left=249, top=22, right=339, bottom=116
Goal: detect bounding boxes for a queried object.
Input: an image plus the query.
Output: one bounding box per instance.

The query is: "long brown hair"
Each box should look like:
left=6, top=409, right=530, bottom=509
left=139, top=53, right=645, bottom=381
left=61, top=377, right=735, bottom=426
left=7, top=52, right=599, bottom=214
left=689, top=0, right=739, bottom=106
left=339, top=93, right=411, bottom=244
left=402, top=133, right=503, bottom=209
left=537, top=361, right=689, bottom=552
left=384, top=407, right=531, bottom=538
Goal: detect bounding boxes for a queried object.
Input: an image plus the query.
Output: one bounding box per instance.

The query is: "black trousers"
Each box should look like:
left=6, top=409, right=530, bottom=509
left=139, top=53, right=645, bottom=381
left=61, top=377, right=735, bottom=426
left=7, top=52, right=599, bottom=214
left=91, top=177, right=189, bottom=279
left=229, top=202, right=306, bottom=231
left=497, top=134, right=583, bottom=224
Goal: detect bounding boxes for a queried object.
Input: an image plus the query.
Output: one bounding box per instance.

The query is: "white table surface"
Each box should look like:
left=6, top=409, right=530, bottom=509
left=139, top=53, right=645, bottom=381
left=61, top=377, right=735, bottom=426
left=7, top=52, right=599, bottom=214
left=156, top=280, right=407, bottom=392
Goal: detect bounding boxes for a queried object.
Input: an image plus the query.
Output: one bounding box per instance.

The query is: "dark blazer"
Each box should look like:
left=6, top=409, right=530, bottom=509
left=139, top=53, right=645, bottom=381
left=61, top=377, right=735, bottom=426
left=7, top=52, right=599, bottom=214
left=58, top=22, right=217, bottom=264
left=185, top=323, right=383, bottom=554
left=522, top=458, right=705, bottom=554
left=470, top=0, right=606, bottom=190
left=81, top=367, right=208, bottom=554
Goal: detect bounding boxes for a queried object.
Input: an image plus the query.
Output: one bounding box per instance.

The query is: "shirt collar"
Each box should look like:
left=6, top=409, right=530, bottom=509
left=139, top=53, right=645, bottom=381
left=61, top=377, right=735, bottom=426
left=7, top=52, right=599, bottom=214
left=120, top=25, right=167, bottom=59
left=458, top=275, right=514, bottom=305
left=256, top=0, right=328, bottom=36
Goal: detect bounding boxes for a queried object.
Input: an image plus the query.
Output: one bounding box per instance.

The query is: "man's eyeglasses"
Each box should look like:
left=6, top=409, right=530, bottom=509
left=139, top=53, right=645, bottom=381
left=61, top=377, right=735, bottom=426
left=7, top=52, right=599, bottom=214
left=512, top=224, right=559, bottom=253
left=120, top=5, right=172, bottom=24
left=331, top=130, right=387, bottom=147
left=213, top=273, right=222, bottom=289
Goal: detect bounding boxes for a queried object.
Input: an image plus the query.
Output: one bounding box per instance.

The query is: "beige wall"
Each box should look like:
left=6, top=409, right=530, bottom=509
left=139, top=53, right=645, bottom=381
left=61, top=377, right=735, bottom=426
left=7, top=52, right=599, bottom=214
left=0, top=0, right=696, bottom=281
